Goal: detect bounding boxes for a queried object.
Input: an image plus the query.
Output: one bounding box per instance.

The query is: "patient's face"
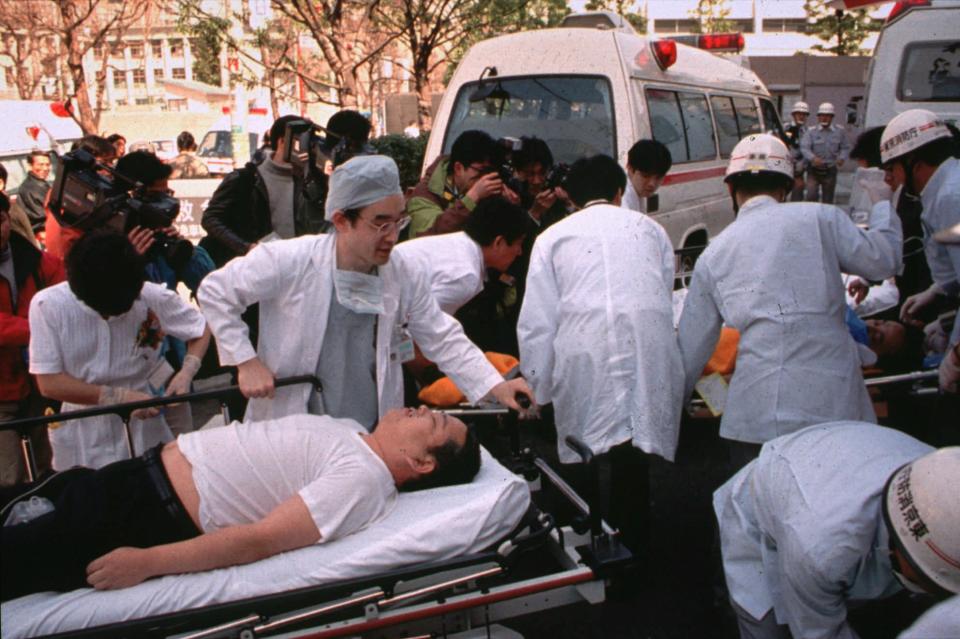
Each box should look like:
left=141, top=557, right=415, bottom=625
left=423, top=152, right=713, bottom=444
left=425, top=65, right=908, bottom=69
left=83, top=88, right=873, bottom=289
left=867, top=319, right=906, bottom=356
left=380, top=406, right=467, bottom=457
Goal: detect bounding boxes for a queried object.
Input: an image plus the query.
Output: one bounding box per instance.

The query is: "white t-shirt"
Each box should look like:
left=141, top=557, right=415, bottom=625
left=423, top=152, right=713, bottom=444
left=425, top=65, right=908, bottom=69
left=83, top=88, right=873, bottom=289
left=178, top=415, right=397, bottom=542
left=29, top=281, right=207, bottom=469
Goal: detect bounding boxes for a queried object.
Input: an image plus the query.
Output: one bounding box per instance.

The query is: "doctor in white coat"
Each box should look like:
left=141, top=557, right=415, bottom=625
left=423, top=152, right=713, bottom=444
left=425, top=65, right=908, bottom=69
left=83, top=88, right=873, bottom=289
left=715, top=422, right=959, bottom=639
left=677, top=134, right=902, bottom=466
left=199, top=155, right=533, bottom=427
left=393, top=197, right=529, bottom=316
left=517, top=154, right=682, bottom=552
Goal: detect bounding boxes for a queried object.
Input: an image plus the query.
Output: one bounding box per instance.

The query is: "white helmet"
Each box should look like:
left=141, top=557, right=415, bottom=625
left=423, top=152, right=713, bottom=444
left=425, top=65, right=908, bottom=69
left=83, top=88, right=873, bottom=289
left=884, top=447, right=960, bottom=595
left=791, top=101, right=810, bottom=115
left=817, top=102, right=835, bottom=115
left=725, top=134, right=793, bottom=181
left=880, top=109, right=953, bottom=165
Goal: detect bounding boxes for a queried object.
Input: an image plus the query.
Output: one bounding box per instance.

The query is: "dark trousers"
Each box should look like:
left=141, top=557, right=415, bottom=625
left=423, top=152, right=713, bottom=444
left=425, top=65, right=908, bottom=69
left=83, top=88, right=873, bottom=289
left=805, top=167, right=838, bottom=203
left=557, top=439, right=651, bottom=558
left=1, top=446, right=199, bottom=601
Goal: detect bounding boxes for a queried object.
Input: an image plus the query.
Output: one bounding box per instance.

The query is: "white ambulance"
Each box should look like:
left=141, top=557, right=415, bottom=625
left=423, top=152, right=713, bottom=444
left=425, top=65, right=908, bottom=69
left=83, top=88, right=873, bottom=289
left=862, top=0, right=960, bottom=129
left=425, top=13, right=785, bottom=271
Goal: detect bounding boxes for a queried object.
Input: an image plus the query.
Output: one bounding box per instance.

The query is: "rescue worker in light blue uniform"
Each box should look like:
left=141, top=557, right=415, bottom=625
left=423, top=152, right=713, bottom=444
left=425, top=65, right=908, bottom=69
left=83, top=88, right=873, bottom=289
left=714, top=422, right=960, bottom=639
left=801, top=102, right=851, bottom=203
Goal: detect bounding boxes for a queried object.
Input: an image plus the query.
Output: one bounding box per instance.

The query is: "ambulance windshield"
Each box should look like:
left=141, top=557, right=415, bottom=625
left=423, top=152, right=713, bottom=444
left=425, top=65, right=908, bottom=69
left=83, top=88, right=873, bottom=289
left=444, top=75, right=616, bottom=165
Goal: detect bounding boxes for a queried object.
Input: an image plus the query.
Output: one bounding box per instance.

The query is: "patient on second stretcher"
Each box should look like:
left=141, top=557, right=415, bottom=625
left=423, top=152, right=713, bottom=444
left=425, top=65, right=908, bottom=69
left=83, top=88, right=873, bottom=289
left=1, top=408, right=478, bottom=601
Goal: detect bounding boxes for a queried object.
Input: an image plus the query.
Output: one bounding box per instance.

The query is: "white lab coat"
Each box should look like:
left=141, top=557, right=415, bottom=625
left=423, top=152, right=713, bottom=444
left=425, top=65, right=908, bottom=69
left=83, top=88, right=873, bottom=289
left=714, top=422, right=933, bottom=639
left=897, top=596, right=960, bottom=639
left=677, top=196, right=902, bottom=444
left=199, top=234, right=503, bottom=422
left=518, top=203, right=683, bottom=463
left=920, top=157, right=960, bottom=346
left=392, top=231, right=485, bottom=315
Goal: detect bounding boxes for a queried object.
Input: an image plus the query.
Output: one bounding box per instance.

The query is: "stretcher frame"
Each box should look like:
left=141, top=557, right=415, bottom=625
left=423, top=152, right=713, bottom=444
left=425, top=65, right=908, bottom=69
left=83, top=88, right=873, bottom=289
left=3, top=384, right=631, bottom=639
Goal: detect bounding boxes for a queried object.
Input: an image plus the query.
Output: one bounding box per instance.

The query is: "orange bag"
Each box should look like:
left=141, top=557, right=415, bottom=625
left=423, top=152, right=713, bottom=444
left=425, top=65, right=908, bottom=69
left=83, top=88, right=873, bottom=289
left=703, top=328, right=739, bottom=376
left=418, top=352, right=519, bottom=407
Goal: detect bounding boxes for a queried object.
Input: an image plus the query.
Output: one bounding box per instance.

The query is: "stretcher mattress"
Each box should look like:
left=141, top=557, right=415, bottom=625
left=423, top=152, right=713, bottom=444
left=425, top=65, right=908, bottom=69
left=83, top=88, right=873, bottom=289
left=1, top=448, right=530, bottom=639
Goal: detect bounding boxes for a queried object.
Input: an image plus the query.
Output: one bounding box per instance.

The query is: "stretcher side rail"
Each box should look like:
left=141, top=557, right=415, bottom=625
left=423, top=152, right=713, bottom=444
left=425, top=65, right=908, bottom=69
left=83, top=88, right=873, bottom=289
left=0, top=375, right=321, bottom=481
left=38, top=520, right=547, bottom=639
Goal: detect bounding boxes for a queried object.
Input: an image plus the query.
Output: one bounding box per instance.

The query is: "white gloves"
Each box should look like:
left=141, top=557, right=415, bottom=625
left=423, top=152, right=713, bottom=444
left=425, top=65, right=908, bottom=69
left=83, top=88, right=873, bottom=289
left=940, top=346, right=960, bottom=394
left=165, top=354, right=202, bottom=397
left=98, top=386, right=160, bottom=419
left=900, top=283, right=943, bottom=325
left=858, top=177, right=893, bottom=206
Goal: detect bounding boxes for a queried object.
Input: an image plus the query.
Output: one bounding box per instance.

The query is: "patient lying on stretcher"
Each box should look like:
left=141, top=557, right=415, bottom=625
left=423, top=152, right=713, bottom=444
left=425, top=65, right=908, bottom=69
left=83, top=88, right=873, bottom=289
left=1, top=409, right=479, bottom=601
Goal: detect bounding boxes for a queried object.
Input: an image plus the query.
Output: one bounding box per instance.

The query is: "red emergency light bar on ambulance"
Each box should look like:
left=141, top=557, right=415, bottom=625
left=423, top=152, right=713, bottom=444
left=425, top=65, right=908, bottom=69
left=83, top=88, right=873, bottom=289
left=424, top=11, right=785, bottom=275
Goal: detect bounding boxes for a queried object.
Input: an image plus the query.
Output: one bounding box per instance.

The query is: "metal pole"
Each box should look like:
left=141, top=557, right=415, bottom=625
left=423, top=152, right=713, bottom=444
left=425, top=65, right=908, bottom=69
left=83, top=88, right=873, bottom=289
left=18, top=432, right=37, bottom=483
left=123, top=417, right=135, bottom=459
left=865, top=370, right=939, bottom=386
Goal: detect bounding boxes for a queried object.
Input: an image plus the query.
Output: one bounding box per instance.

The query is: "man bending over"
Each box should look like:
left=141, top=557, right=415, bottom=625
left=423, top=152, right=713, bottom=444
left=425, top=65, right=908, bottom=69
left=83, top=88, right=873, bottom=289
left=1, top=407, right=478, bottom=600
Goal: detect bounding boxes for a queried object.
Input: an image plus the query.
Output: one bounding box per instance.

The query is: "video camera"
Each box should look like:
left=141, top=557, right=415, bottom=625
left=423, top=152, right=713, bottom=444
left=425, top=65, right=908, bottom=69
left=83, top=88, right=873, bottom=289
left=48, top=149, right=193, bottom=269
left=281, top=118, right=373, bottom=174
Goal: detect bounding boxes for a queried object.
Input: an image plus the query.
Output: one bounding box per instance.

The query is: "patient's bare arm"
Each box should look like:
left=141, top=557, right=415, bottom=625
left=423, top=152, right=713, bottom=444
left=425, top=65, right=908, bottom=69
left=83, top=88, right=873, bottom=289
left=85, top=495, right=320, bottom=590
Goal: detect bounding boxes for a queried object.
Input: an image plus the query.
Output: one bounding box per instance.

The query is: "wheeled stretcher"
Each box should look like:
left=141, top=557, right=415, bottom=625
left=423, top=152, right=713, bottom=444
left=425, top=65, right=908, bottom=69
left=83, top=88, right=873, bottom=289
left=2, top=381, right=632, bottom=639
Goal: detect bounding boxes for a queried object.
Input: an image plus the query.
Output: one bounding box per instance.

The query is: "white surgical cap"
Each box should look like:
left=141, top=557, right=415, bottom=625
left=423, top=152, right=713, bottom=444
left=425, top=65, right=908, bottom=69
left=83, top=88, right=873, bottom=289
left=324, top=154, right=402, bottom=221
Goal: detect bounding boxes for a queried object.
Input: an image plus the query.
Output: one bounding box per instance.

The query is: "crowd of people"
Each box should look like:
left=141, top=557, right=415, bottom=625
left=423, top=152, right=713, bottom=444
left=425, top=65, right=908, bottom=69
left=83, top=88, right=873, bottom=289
left=0, top=104, right=958, bottom=638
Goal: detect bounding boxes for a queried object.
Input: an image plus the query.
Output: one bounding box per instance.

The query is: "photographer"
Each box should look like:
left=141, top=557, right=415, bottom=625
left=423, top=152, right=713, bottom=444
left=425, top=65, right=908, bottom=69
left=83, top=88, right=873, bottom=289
left=200, top=115, right=328, bottom=267
left=406, top=130, right=519, bottom=239
left=28, top=230, right=210, bottom=470
left=512, top=136, right=571, bottom=230
left=44, top=135, right=117, bottom=259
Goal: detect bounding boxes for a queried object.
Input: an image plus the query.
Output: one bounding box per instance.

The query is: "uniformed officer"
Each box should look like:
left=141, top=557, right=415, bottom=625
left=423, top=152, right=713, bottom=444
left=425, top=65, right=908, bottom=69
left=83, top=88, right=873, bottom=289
left=783, top=101, right=809, bottom=201
left=800, top=102, right=852, bottom=203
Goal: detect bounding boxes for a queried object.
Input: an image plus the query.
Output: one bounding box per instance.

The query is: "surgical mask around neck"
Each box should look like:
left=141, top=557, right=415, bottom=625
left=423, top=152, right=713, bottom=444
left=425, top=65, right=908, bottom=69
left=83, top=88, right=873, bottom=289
left=333, top=268, right=385, bottom=314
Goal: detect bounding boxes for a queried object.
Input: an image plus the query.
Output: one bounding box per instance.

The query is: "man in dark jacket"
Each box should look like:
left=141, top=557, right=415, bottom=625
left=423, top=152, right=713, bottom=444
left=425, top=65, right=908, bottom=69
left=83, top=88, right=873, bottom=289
left=0, top=193, right=64, bottom=486
left=200, top=115, right=325, bottom=267
left=15, top=151, right=52, bottom=233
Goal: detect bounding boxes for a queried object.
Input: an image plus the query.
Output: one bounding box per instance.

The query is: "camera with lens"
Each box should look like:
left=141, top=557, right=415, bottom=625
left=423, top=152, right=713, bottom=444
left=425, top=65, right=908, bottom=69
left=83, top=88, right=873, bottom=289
left=545, top=162, right=571, bottom=190
left=49, top=149, right=194, bottom=269
left=493, top=137, right=532, bottom=206
left=282, top=118, right=373, bottom=174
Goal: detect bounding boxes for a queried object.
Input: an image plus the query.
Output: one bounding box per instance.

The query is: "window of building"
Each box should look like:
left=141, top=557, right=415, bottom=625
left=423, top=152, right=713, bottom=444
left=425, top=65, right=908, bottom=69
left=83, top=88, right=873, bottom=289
left=132, top=68, right=146, bottom=87
left=135, top=97, right=151, bottom=105
left=730, top=19, right=754, bottom=34
left=653, top=19, right=699, bottom=34
left=153, top=67, right=164, bottom=81
left=129, top=42, right=143, bottom=58
left=170, top=40, right=184, bottom=57
left=762, top=18, right=808, bottom=33
left=151, top=40, right=163, bottom=58
left=646, top=88, right=717, bottom=163
left=172, top=67, right=186, bottom=79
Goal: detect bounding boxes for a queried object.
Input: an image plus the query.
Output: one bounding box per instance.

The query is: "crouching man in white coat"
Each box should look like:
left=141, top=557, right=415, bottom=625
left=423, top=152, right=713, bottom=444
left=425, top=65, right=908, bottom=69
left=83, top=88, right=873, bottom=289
left=199, top=155, right=534, bottom=428
left=517, top=154, right=683, bottom=554
left=715, top=422, right=960, bottom=639
left=678, top=134, right=902, bottom=471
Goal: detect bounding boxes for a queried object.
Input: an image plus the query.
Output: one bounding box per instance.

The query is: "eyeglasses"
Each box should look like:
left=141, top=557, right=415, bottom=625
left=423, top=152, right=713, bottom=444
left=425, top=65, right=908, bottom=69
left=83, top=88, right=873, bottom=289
left=361, top=215, right=411, bottom=235
left=468, top=163, right=495, bottom=175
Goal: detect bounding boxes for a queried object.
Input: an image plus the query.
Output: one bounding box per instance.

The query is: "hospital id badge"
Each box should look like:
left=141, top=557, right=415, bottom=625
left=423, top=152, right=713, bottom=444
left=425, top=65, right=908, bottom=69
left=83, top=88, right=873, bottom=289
left=392, top=323, right=415, bottom=363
